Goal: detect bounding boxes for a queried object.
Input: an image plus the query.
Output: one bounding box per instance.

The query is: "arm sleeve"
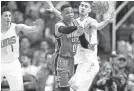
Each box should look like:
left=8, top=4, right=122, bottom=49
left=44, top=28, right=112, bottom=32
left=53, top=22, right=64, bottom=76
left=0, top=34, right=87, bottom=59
left=58, top=26, right=77, bottom=34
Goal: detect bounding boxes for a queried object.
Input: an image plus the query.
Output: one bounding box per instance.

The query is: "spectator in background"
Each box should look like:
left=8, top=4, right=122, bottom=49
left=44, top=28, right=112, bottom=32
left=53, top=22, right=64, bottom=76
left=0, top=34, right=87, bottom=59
left=24, top=6, right=44, bottom=41
left=19, top=36, right=33, bottom=57
left=8, top=1, right=18, bottom=11
left=32, top=40, right=49, bottom=67
left=19, top=55, right=39, bottom=91
left=43, top=27, right=55, bottom=48
left=117, top=40, right=128, bottom=55
left=116, top=55, right=130, bottom=75
left=25, top=7, right=40, bottom=26
left=12, top=10, right=24, bottom=23
left=128, top=30, right=134, bottom=59
left=36, top=52, right=53, bottom=91
left=92, top=62, right=117, bottom=91
left=73, top=7, right=79, bottom=19
left=126, top=30, right=134, bottom=91
left=32, top=40, right=54, bottom=91
left=20, top=55, right=38, bottom=78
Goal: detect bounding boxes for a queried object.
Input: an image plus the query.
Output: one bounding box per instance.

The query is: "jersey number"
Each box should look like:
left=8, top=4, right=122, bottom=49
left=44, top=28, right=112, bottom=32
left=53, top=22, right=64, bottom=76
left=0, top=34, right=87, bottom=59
left=11, top=45, right=13, bottom=52
left=73, top=44, right=77, bottom=52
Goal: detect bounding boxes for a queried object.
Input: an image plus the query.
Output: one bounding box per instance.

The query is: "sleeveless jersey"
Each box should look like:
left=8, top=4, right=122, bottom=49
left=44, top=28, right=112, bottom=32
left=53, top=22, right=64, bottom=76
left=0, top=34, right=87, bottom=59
left=55, top=20, right=80, bottom=57
left=74, top=17, right=98, bottom=63
left=1, top=23, right=19, bottom=63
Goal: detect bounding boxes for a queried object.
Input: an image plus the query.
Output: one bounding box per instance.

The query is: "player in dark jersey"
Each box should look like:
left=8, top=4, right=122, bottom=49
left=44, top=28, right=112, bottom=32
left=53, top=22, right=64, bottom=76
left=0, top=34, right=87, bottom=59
left=53, top=4, right=83, bottom=91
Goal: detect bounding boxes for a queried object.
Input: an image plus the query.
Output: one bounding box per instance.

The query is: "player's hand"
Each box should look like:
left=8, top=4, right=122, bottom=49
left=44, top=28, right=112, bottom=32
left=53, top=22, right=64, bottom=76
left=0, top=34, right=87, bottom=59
left=107, top=11, right=115, bottom=22
left=46, top=1, right=54, bottom=8
left=46, top=1, right=55, bottom=12
left=46, top=8, right=53, bottom=12
left=77, top=26, right=84, bottom=36
left=33, top=19, right=44, bottom=32
left=69, top=77, right=77, bottom=91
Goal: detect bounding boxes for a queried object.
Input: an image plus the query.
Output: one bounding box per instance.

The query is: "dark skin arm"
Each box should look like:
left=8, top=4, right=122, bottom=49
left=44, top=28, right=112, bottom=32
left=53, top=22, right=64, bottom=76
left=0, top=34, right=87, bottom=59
left=58, top=26, right=77, bottom=34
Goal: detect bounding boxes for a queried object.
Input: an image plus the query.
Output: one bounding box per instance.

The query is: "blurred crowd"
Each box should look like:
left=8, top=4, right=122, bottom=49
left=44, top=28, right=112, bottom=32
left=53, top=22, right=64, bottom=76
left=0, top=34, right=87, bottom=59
left=1, top=1, right=134, bottom=91
left=90, top=30, right=134, bottom=91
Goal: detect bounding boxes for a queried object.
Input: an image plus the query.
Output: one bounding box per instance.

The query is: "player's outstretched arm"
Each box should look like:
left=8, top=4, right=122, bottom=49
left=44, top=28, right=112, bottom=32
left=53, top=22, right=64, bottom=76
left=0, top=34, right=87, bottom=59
left=97, top=12, right=115, bottom=30
left=46, top=1, right=62, bottom=19
left=16, top=19, right=44, bottom=34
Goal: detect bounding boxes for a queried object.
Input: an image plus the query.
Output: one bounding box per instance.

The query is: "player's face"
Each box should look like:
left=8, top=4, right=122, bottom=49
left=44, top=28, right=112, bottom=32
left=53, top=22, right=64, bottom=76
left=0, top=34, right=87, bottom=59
left=61, top=7, right=74, bottom=22
left=1, top=11, right=12, bottom=26
left=79, top=2, right=91, bottom=16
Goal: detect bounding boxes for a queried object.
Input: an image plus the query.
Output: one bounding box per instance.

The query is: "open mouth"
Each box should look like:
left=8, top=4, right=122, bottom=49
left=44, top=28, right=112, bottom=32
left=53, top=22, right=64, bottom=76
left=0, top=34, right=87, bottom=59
left=7, top=21, right=10, bottom=23
left=81, top=10, right=85, bottom=12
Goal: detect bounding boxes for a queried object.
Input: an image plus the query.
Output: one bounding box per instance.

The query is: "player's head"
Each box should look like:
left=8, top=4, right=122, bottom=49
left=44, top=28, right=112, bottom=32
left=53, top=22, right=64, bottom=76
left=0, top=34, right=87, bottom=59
left=61, top=4, right=74, bottom=22
left=79, top=1, right=92, bottom=16
left=1, top=6, right=12, bottom=26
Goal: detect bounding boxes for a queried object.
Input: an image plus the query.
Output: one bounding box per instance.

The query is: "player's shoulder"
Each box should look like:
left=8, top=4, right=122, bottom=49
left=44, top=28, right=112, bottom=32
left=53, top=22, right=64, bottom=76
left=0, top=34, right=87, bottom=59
left=11, top=23, right=17, bottom=27
left=86, top=17, right=97, bottom=22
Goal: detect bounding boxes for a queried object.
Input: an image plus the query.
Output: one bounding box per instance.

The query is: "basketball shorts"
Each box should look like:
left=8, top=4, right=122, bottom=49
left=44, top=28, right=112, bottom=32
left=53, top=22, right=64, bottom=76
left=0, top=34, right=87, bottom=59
left=69, top=60, right=99, bottom=91
left=1, top=60, right=24, bottom=91
left=54, top=54, right=74, bottom=87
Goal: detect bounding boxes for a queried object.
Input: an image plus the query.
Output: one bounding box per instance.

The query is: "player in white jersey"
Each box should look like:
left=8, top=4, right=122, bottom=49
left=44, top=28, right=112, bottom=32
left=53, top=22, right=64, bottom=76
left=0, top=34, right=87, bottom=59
left=1, top=6, right=43, bottom=91
left=47, top=1, right=114, bottom=91
left=69, top=2, right=114, bottom=91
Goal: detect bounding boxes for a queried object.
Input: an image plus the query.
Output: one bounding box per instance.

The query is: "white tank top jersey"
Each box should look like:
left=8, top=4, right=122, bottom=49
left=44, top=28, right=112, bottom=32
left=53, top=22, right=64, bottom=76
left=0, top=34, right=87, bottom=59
left=1, top=23, right=19, bottom=63
left=74, top=17, right=98, bottom=64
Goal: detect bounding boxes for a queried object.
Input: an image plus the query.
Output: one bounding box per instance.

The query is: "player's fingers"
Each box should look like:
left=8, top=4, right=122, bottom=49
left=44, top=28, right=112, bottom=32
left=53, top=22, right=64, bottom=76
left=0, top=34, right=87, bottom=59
left=46, top=1, right=52, bottom=5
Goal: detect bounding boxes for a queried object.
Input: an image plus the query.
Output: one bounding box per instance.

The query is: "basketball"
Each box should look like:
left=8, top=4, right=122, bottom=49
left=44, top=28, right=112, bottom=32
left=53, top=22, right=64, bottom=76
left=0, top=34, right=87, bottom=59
left=91, top=1, right=109, bottom=15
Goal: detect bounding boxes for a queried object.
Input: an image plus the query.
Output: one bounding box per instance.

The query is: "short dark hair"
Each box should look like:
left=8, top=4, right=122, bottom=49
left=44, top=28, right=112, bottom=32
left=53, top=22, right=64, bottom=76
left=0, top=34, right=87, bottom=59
left=1, top=6, right=11, bottom=15
left=81, top=1, right=93, bottom=5
left=60, top=4, right=72, bottom=12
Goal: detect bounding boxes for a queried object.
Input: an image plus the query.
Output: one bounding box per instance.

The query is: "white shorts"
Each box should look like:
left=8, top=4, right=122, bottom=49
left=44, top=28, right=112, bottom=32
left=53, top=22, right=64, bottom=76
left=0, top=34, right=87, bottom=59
left=69, top=61, right=99, bottom=91
left=1, top=60, right=24, bottom=91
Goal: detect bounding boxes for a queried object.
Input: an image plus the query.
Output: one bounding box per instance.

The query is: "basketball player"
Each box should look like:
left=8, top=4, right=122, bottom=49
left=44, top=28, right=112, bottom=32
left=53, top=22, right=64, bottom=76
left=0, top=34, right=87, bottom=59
left=52, top=4, right=83, bottom=91
left=47, top=1, right=114, bottom=91
left=1, top=6, right=43, bottom=91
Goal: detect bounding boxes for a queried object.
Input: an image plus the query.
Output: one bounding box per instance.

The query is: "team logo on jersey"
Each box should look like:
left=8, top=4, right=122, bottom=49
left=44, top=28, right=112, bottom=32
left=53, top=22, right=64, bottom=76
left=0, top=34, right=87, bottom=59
left=1, top=36, right=16, bottom=48
left=1, top=36, right=16, bottom=55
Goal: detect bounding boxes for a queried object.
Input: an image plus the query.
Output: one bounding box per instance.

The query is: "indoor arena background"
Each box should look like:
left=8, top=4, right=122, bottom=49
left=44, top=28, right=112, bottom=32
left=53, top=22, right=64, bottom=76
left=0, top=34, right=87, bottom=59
left=1, top=1, right=134, bottom=91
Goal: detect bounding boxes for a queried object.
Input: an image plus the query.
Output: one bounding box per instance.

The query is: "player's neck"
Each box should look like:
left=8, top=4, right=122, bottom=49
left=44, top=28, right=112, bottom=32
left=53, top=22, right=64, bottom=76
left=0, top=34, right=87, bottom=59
left=1, top=23, right=11, bottom=33
left=79, top=14, right=88, bottom=21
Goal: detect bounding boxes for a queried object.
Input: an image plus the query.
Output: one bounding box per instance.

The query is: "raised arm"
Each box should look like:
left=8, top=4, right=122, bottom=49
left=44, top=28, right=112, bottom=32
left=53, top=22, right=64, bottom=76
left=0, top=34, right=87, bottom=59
left=85, top=12, right=114, bottom=31
left=96, top=12, right=115, bottom=30
left=16, top=19, right=44, bottom=34
left=46, top=1, right=62, bottom=19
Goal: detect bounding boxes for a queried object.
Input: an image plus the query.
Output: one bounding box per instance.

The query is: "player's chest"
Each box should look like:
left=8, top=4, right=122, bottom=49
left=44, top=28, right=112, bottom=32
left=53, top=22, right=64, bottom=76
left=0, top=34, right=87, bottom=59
left=1, top=31, right=17, bottom=48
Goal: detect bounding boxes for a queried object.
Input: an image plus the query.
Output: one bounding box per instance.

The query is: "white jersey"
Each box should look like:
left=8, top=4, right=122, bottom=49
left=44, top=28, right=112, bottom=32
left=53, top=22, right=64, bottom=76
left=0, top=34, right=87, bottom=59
left=1, top=23, right=19, bottom=63
left=74, top=17, right=98, bottom=64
